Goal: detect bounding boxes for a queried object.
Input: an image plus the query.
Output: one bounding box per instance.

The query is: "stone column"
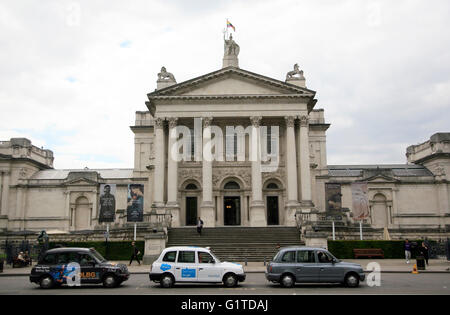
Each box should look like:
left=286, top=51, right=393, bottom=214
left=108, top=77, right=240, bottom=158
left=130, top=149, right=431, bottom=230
left=167, top=117, right=180, bottom=227
left=298, top=115, right=313, bottom=205
left=201, top=117, right=215, bottom=227
left=0, top=171, right=10, bottom=217
left=249, top=116, right=267, bottom=227
left=285, top=116, right=300, bottom=226
left=153, top=118, right=166, bottom=208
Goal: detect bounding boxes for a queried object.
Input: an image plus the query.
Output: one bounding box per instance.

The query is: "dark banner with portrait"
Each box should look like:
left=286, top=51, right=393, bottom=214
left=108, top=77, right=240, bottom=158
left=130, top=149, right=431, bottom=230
left=127, top=184, right=144, bottom=222
left=99, top=184, right=116, bottom=223
left=325, top=183, right=342, bottom=212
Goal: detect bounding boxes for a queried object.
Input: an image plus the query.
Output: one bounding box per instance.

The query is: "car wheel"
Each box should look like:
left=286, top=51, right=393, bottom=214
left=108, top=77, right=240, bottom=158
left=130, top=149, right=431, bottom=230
left=280, top=274, right=295, bottom=288
left=344, top=273, right=360, bottom=288
left=223, top=274, right=238, bottom=288
left=103, top=275, right=117, bottom=288
left=160, top=274, right=175, bottom=288
left=39, top=275, right=54, bottom=289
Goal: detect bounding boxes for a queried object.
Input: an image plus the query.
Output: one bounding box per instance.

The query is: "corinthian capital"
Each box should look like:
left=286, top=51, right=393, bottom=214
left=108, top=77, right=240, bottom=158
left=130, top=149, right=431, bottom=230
left=168, top=117, right=178, bottom=128
left=284, top=116, right=296, bottom=128
left=154, top=117, right=164, bottom=129
left=298, top=115, right=309, bottom=127
left=250, top=116, right=262, bottom=128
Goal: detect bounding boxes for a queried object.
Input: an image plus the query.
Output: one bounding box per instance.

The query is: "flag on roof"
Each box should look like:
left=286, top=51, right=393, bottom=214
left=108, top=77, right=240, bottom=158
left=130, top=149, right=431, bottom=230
left=227, top=20, right=235, bottom=32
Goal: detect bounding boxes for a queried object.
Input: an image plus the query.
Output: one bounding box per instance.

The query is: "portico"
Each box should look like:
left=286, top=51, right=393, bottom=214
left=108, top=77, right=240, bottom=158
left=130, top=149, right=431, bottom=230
left=146, top=46, right=318, bottom=227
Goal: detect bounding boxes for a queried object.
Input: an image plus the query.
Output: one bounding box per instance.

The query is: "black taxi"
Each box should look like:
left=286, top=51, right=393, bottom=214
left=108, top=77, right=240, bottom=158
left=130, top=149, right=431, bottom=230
left=30, top=247, right=129, bottom=289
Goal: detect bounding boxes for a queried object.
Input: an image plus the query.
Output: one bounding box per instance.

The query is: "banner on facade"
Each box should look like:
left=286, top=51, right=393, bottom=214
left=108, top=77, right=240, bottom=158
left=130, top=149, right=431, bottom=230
left=127, top=184, right=144, bottom=222
left=351, top=182, right=370, bottom=220
left=325, top=183, right=342, bottom=212
left=98, top=184, right=116, bottom=223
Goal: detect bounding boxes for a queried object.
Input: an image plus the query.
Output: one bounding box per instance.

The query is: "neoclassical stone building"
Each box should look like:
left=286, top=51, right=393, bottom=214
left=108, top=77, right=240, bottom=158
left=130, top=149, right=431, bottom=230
left=1, top=37, right=449, bottom=238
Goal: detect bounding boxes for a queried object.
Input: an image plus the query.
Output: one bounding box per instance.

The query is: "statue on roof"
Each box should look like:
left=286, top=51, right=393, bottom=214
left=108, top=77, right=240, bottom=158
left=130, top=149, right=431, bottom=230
left=286, top=63, right=305, bottom=81
left=224, top=33, right=240, bottom=57
left=157, top=66, right=176, bottom=82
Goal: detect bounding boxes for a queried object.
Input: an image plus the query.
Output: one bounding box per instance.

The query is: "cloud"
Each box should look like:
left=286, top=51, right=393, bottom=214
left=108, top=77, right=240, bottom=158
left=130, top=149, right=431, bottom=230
left=0, top=0, right=449, bottom=169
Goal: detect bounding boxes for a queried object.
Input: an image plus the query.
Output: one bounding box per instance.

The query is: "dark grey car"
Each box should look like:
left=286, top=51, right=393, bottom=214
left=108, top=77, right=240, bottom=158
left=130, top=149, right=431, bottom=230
left=265, top=247, right=365, bottom=288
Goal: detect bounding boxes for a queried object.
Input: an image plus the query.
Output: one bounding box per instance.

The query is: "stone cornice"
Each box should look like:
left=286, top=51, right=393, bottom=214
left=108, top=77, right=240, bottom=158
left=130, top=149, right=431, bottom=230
left=149, top=94, right=311, bottom=101
left=148, top=67, right=316, bottom=97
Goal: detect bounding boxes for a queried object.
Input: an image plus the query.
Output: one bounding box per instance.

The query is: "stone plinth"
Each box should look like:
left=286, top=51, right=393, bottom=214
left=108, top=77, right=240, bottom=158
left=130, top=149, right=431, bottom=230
left=304, top=229, right=328, bottom=249
left=143, top=232, right=167, bottom=264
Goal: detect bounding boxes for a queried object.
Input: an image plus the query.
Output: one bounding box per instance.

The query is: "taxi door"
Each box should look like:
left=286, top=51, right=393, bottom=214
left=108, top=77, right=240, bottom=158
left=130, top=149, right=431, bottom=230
left=196, top=251, right=222, bottom=283
left=78, top=253, right=101, bottom=284
left=174, top=250, right=198, bottom=282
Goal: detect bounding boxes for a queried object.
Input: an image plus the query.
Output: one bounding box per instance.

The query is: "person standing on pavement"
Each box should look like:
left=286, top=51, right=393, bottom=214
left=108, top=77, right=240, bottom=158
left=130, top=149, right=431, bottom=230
left=420, top=242, right=429, bottom=266
left=129, top=241, right=141, bottom=266
left=404, top=239, right=412, bottom=264
left=197, top=217, right=204, bottom=236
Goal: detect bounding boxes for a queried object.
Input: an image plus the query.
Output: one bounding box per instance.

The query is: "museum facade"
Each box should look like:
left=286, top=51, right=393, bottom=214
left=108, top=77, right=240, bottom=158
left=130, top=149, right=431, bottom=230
left=0, top=37, right=449, bottom=238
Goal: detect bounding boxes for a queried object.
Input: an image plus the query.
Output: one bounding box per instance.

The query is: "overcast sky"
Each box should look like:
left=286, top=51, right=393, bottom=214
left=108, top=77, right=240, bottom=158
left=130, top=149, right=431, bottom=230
left=1, top=0, right=449, bottom=169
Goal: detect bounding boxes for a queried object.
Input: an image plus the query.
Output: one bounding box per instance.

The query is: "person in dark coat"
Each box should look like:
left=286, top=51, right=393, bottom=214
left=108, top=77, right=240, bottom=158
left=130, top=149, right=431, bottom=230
left=196, top=217, right=204, bottom=236
left=129, top=241, right=141, bottom=266
left=419, top=242, right=429, bottom=265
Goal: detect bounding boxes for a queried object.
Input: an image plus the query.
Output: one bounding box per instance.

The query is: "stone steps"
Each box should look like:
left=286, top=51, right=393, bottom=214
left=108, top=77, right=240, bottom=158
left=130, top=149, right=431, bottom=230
left=167, top=226, right=304, bottom=262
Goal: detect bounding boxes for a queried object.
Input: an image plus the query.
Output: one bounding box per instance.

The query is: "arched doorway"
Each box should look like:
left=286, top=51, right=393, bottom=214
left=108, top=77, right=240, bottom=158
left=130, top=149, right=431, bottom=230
left=371, top=193, right=389, bottom=228
left=74, top=196, right=91, bottom=230
left=223, top=181, right=241, bottom=226
left=265, top=182, right=280, bottom=225
left=184, top=182, right=200, bottom=226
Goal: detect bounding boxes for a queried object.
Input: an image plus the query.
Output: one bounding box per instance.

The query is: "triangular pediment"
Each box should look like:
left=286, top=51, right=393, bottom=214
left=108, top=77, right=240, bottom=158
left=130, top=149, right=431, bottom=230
left=365, top=174, right=399, bottom=183
left=148, top=67, right=315, bottom=98
left=64, top=178, right=98, bottom=186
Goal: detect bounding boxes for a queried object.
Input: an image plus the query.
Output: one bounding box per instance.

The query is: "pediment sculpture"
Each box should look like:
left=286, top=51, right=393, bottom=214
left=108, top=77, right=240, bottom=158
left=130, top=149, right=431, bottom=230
left=286, top=63, right=305, bottom=81
left=157, top=66, right=176, bottom=82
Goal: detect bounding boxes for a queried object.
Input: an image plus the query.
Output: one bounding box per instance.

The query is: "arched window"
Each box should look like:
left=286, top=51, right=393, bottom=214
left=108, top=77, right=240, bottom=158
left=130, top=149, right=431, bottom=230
left=224, top=181, right=240, bottom=190
left=266, top=183, right=279, bottom=189
left=185, top=183, right=198, bottom=190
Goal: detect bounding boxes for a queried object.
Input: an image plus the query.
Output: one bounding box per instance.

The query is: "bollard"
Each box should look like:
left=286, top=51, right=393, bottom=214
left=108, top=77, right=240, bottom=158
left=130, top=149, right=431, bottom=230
left=245, top=257, right=247, bottom=266
left=264, top=257, right=266, bottom=266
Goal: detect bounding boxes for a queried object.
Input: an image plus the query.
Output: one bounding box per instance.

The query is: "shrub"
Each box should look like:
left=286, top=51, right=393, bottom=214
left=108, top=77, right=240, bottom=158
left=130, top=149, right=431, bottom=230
left=48, top=241, right=145, bottom=261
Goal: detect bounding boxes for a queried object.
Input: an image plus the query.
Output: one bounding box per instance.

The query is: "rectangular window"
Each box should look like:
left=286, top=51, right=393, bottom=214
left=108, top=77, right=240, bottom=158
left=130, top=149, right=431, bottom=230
left=56, top=252, right=79, bottom=264
left=163, top=251, right=177, bottom=263
left=178, top=251, right=195, bottom=263
left=41, top=253, right=57, bottom=264
left=198, top=252, right=215, bottom=264
left=280, top=251, right=296, bottom=263
left=296, top=250, right=316, bottom=263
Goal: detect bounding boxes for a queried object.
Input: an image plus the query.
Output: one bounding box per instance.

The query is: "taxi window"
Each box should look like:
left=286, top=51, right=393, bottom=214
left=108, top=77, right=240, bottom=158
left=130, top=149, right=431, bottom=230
left=280, top=251, right=296, bottom=263
left=198, top=252, right=214, bottom=264
left=79, top=254, right=96, bottom=266
left=178, top=251, right=195, bottom=263
left=162, top=251, right=177, bottom=262
left=56, top=252, right=79, bottom=264
left=41, top=253, right=57, bottom=264
left=317, top=251, right=333, bottom=263
left=297, top=250, right=315, bottom=263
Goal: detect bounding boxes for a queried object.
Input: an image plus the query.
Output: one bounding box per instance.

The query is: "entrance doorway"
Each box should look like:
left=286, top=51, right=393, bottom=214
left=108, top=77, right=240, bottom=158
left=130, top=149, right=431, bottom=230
left=224, top=196, right=240, bottom=226
left=186, top=197, right=198, bottom=226
left=267, top=196, right=279, bottom=225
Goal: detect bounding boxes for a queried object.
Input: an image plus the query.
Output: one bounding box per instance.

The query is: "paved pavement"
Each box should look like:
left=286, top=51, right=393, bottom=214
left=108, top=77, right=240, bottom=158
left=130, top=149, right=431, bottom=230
left=1, top=259, right=449, bottom=276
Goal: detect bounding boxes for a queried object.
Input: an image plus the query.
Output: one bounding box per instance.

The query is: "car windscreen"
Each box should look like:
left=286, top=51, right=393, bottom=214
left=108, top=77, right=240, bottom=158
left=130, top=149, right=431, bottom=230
left=90, top=249, right=107, bottom=263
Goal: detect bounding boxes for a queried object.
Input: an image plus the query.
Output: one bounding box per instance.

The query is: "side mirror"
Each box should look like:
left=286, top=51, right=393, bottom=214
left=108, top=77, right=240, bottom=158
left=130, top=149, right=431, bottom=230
left=332, top=258, right=337, bottom=264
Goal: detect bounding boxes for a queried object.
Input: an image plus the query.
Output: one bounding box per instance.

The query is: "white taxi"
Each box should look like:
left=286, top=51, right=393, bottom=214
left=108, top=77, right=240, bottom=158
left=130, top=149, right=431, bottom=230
left=149, top=246, right=246, bottom=288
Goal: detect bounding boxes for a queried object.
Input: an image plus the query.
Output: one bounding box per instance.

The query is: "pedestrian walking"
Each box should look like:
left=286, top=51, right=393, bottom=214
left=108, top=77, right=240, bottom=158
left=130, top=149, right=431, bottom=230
left=404, top=239, right=412, bottom=264
left=129, top=241, right=141, bottom=266
left=197, top=217, right=204, bottom=236
left=419, top=242, right=429, bottom=265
